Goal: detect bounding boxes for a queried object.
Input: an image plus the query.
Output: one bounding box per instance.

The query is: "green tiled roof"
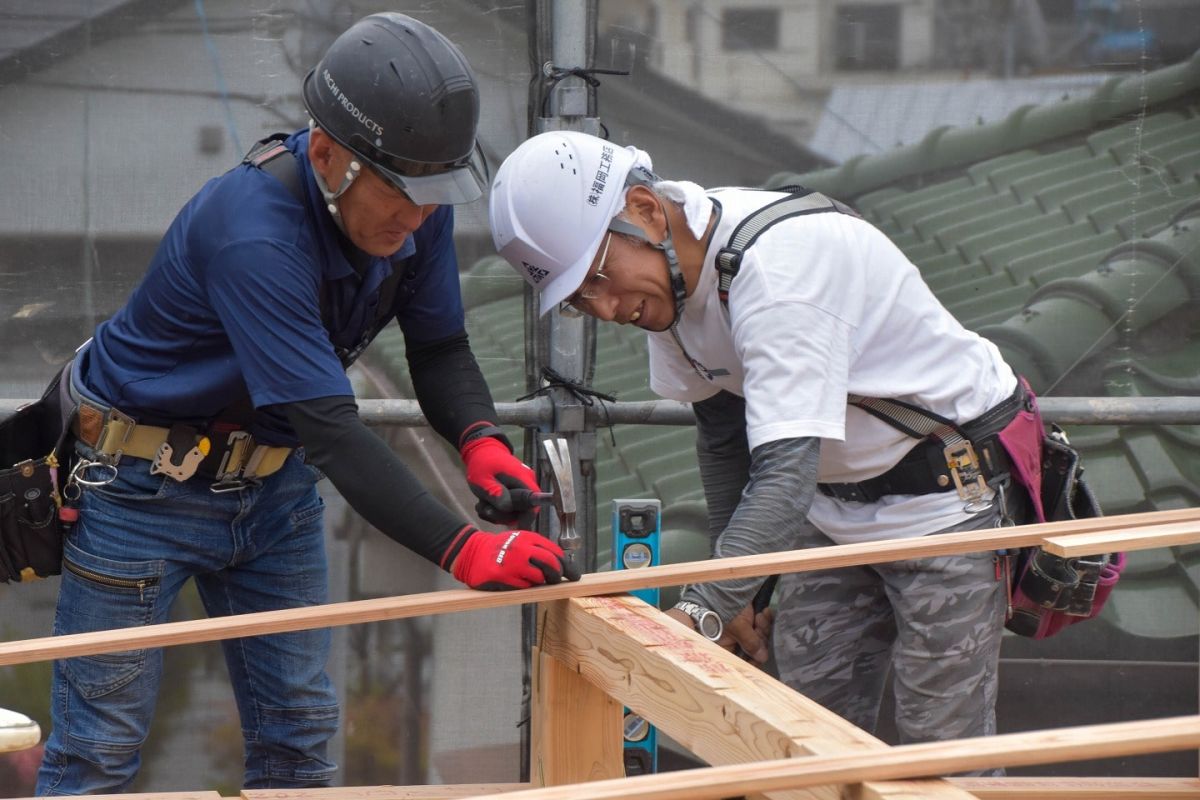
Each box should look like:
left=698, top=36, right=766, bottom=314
left=372, top=53, right=1200, bottom=638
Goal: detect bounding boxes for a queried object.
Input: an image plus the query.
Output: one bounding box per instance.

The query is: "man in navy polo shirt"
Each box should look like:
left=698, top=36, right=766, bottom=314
left=36, top=14, right=576, bottom=795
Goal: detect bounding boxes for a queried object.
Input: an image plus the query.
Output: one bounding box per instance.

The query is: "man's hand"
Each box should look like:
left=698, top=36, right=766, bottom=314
left=724, top=603, right=774, bottom=665
left=449, top=528, right=581, bottom=591
left=461, top=436, right=542, bottom=527
left=667, top=603, right=772, bottom=665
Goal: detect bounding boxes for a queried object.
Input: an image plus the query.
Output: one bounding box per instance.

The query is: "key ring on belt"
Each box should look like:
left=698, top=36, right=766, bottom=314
left=70, top=457, right=118, bottom=488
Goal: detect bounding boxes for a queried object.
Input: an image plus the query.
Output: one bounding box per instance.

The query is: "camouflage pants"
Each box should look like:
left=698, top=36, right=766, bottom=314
left=774, top=506, right=1006, bottom=751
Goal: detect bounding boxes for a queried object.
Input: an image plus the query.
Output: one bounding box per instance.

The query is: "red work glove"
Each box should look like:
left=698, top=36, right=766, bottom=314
left=444, top=526, right=581, bottom=591
left=461, top=435, right=541, bottom=528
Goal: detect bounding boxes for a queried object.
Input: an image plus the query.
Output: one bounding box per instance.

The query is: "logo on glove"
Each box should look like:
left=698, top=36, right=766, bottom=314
left=495, top=531, right=520, bottom=564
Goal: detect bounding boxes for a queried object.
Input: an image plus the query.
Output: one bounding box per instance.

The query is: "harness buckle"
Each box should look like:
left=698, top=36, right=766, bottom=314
left=944, top=440, right=990, bottom=511
left=214, top=430, right=253, bottom=482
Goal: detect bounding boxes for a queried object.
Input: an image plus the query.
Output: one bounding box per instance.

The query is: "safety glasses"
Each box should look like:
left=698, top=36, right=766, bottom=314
left=559, top=231, right=614, bottom=318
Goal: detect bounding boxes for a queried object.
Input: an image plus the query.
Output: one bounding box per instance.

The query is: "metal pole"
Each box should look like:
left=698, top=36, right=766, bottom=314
left=6, top=396, right=1200, bottom=427
left=519, top=0, right=602, bottom=782
left=531, top=0, right=602, bottom=576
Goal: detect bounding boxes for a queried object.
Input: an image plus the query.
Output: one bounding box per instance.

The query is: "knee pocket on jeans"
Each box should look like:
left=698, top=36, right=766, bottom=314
left=250, top=703, right=339, bottom=782
left=58, top=539, right=163, bottom=699
left=255, top=702, right=340, bottom=733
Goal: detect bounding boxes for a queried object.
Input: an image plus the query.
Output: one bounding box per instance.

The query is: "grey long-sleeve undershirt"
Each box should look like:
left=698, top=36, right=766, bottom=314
left=679, top=390, right=821, bottom=622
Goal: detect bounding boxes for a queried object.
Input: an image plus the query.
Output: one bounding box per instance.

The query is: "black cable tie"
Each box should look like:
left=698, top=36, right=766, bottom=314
left=515, top=368, right=618, bottom=446
left=539, top=65, right=632, bottom=119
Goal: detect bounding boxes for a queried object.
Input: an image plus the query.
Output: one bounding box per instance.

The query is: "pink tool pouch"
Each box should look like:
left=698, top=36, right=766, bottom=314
left=994, top=377, right=1125, bottom=639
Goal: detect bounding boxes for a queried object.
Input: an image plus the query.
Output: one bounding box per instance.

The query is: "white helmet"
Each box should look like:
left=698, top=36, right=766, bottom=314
left=489, top=131, right=641, bottom=315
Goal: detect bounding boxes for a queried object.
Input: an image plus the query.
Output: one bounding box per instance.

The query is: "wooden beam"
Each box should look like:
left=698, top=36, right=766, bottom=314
left=457, top=715, right=1200, bottom=800
left=36, top=777, right=1197, bottom=800
left=1, top=507, right=1196, bottom=667
left=537, top=596, right=977, bottom=800
left=529, top=645, right=624, bottom=786
left=944, top=776, right=1200, bottom=799
left=10, top=794, right=223, bottom=800
left=240, top=786, right=528, bottom=799
left=1040, top=520, right=1200, bottom=557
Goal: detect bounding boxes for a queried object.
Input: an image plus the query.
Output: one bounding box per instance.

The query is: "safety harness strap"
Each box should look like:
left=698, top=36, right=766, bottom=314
left=820, top=385, right=1027, bottom=504
left=713, top=187, right=1021, bottom=505
left=244, top=133, right=305, bottom=202
left=716, top=187, right=861, bottom=304
left=243, top=134, right=407, bottom=369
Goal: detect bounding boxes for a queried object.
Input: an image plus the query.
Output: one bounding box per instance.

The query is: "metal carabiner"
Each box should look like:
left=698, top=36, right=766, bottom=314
left=994, top=482, right=1016, bottom=527
left=70, top=457, right=118, bottom=487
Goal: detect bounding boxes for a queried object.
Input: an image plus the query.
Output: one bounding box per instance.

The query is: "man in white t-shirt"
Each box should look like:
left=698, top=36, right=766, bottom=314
left=489, top=131, right=1026, bottom=749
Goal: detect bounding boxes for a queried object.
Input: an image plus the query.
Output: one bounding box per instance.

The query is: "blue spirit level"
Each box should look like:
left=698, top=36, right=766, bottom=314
left=612, top=498, right=660, bottom=775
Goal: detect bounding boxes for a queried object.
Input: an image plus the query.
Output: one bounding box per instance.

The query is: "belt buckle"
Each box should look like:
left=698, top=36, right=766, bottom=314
left=214, top=430, right=253, bottom=482
left=210, top=438, right=267, bottom=494
left=94, top=407, right=138, bottom=463
left=944, top=441, right=990, bottom=512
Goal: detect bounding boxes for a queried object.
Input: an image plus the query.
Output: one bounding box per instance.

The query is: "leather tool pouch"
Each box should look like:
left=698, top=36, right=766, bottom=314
left=995, top=378, right=1124, bottom=638
left=0, top=364, right=74, bottom=583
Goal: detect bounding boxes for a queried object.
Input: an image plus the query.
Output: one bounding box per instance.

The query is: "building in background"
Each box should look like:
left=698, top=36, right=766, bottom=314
left=599, top=0, right=1200, bottom=158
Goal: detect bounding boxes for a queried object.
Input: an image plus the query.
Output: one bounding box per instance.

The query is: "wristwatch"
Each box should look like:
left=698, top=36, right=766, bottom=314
left=673, top=601, right=723, bottom=642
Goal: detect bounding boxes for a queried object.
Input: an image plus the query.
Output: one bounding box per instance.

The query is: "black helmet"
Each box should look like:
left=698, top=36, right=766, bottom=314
left=302, top=13, right=484, bottom=205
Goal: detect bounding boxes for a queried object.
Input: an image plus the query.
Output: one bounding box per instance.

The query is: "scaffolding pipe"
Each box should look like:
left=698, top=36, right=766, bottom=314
left=3, top=396, right=1200, bottom=427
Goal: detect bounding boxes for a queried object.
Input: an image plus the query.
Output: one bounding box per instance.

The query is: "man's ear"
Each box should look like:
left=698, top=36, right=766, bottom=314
left=625, top=185, right=666, bottom=240
left=307, top=128, right=340, bottom=178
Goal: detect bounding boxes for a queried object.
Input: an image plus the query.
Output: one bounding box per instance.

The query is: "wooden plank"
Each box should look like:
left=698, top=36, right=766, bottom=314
left=11, top=794, right=223, bottom=800
left=241, top=786, right=528, bottom=799
left=1041, top=520, right=1200, bottom=557
left=537, top=596, right=977, bottom=800
left=944, top=776, right=1200, bottom=799
left=458, top=715, right=1200, bottom=800
left=530, top=645, right=624, bottom=786
left=1, top=507, right=1196, bottom=667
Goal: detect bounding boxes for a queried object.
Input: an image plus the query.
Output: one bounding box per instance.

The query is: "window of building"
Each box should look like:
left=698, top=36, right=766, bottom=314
left=721, top=7, right=780, bottom=51
left=835, top=3, right=900, bottom=70
left=1040, top=0, right=1077, bottom=23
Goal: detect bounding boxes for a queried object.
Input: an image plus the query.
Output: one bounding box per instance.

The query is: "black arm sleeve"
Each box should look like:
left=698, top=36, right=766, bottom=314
left=691, top=391, right=753, bottom=549
left=680, top=391, right=821, bottom=621
left=278, top=395, right=469, bottom=568
left=406, top=329, right=502, bottom=449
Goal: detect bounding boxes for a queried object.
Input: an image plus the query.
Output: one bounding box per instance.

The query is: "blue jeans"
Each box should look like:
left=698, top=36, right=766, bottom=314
left=37, top=449, right=338, bottom=795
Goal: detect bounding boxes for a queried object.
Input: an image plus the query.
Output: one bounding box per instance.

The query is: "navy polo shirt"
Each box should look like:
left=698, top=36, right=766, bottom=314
left=81, top=130, right=465, bottom=445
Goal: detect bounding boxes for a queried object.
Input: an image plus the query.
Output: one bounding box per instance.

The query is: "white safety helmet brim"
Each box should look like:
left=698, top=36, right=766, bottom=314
left=489, top=131, right=639, bottom=315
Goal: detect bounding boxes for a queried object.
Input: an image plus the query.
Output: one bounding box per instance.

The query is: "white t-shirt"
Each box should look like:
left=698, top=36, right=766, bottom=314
left=648, top=188, right=1017, bottom=544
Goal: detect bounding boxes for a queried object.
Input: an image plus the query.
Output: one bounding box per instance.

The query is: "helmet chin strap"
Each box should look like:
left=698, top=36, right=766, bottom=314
left=607, top=212, right=688, bottom=326
left=313, top=159, right=361, bottom=236
left=310, top=125, right=362, bottom=235
left=616, top=167, right=688, bottom=325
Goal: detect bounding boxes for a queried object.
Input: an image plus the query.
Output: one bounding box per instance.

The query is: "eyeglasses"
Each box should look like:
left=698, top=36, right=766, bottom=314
left=560, top=231, right=613, bottom=317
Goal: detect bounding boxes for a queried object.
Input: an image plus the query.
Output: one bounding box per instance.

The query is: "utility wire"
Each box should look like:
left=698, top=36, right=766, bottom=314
left=194, top=0, right=242, bottom=154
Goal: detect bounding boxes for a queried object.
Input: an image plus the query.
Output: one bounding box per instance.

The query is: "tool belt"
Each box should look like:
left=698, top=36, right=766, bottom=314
left=818, top=381, right=1027, bottom=504
left=0, top=363, right=72, bottom=583
left=68, top=375, right=291, bottom=485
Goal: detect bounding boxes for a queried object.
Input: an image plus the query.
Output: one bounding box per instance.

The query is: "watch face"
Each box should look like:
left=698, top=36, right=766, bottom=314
left=697, top=611, right=722, bottom=641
